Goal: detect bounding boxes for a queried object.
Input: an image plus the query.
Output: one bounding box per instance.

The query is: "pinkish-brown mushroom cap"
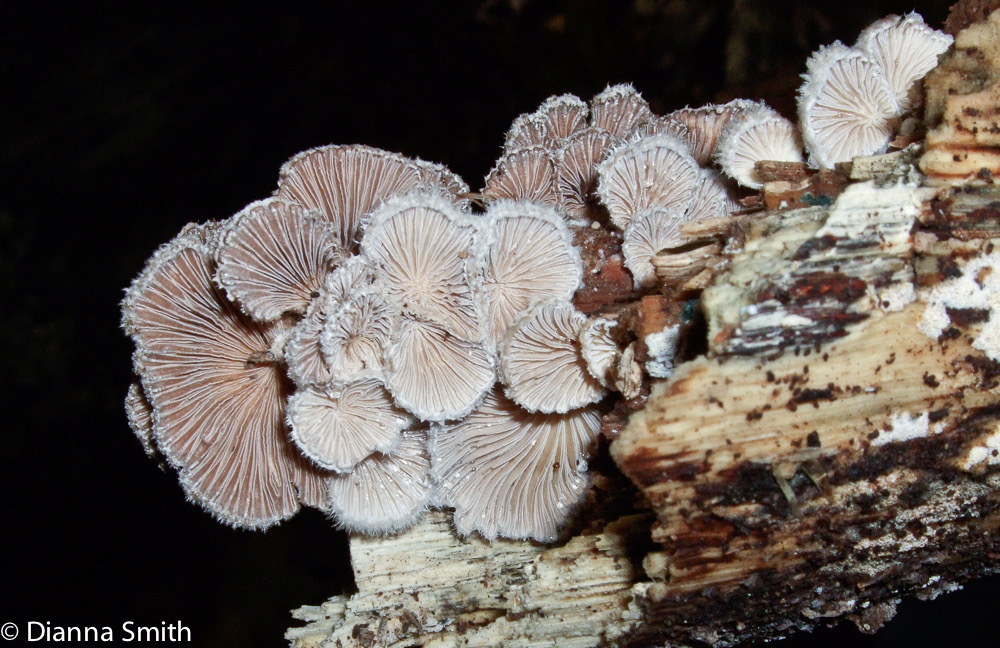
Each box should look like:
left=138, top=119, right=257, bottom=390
left=215, top=198, right=346, bottom=321
left=122, top=224, right=326, bottom=528
left=276, top=144, right=469, bottom=252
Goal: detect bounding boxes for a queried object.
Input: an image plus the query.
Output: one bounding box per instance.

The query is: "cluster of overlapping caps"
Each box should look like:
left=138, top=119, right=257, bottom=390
left=122, top=13, right=950, bottom=542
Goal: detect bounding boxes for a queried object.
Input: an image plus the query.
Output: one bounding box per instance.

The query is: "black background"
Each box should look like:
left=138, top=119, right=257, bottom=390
left=4, top=1, right=998, bottom=646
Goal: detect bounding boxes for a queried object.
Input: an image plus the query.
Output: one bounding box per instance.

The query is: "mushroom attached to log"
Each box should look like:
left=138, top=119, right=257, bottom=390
left=430, top=387, right=602, bottom=542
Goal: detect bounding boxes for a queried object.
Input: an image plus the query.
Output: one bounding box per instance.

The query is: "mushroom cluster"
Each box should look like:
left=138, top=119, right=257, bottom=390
left=123, top=12, right=954, bottom=542
left=798, top=13, right=952, bottom=168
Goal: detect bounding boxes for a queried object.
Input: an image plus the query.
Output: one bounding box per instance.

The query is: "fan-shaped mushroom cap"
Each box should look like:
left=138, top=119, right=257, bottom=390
left=596, top=134, right=702, bottom=230
left=431, top=387, right=602, bottom=542
left=327, top=427, right=432, bottom=534
left=482, top=146, right=558, bottom=207
left=276, top=144, right=468, bottom=252
left=578, top=317, right=620, bottom=387
left=324, top=254, right=376, bottom=307
left=320, top=287, right=396, bottom=382
left=287, top=378, right=411, bottom=472
left=362, top=193, right=482, bottom=342
left=413, top=158, right=471, bottom=205
left=590, top=83, right=654, bottom=138
left=499, top=299, right=606, bottom=413
left=621, top=207, right=693, bottom=289
left=473, top=201, right=583, bottom=349
left=385, top=316, right=495, bottom=422
left=628, top=114, right=692, bottom=144
left=555, top=126, right=623, bottom=223
left=685, top=168, right=740, bottom=223
left=715, top=103, right=805, bottom=189
left=215, top=198, right=345, bottom=322
left=284, top=257, right=377, bottom=388
left=855, top=12, right=953, bottom=113
left=122, top=225, right=326, bottom=528
left=125, top=381, right=157, bottom=458
left=663, top=99, right=758, bottom=166
left=285, top=299, right=334, bottom=388
left=504, top=93, right=589, bottom=153
left=798, top=42, right=900, bottom=169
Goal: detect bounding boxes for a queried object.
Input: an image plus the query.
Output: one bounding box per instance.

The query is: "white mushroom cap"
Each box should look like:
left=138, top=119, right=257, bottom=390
left=499, top=299, right=606, bottom=413
left=715, top=103, right=805, bottom=189
left=596, top=133, right=702, bottom=230
left=554, top=126, right=623, bottom=224
left=855, top=12, right=953, bottom=113
left=324, top=254, right=376, bottom=308
left=287, top=378, right=412, bottom=472
left=798, top=42, right=900, bottom=169
left=621, top=207, right=693, bottom=289
left=483, top=146, right=559, bottom=207
left=362, top=192, right=482, bottom=342
left=215, top=198, right=345, bottom=322
left=276, top=144, right=467, bottom=252
left=385, top=316, right=495, bottom=422
left=473, top=201, right=584, bottom=349
left=663, top=99, right=758, bottom=166
left=578, top=317, right=620, bottom=388
left=284, top=257, right=377, bottom=388
left=320, top=287, right=396, bottom=382
left=431, top=387, right=602, bottom=542
left=125, top=381, right=157, bottom=458
left=122, top=225, right=326, bottom=528
left=590, top=83, right=654, bottom=138
left=504, top=93, right=589, bottom=154
left=327, top=426, right=433, bottom=534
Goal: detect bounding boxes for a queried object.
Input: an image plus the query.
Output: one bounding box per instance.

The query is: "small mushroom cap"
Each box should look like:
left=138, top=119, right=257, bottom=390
left=589, top=83, right=654, bottom=138
left=122, top=226, right=326, bottom=528
left=287, top=378, right=412, bottom=472
left=483, top=146, right=558, bottom=207
left=362, top=193, right=482, bottom=342
left=327, top=426, right=433, bottom=534
left=285, top=298, right=335, bottom=388
left=684, top=168, right=740, bottom=223
left=597, top=133, right=702, bottom=230
left=855, top=12, right=953, bottom=113
left=284, top=257, right=378, bottom=388
left=324, top=254, right=376, bottom=309
left=385, top=316, right=495, bottom=422
left=798, top=42, right=900, bottom=169
left=431, top=387, right=602, bottom=542
left=555, top=126, right=623, bottom=224
left=504, top=93, right=589, bottom=154
left=663, top=99, right=758, bottom=166
left=578, top=317, right=620, bottom=387
left=499, top=299, right=606, bottom=413
left=320, top=287, right=396, bottom=382
left=276, top=144, right=467, bottom=252
left=215, top=198, right=345, bottom=321
left=621, top=207, right=692, bottom=289
left=715, top=103, right=805, bottom=189
left=473, top=201, right=584, bottom=349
